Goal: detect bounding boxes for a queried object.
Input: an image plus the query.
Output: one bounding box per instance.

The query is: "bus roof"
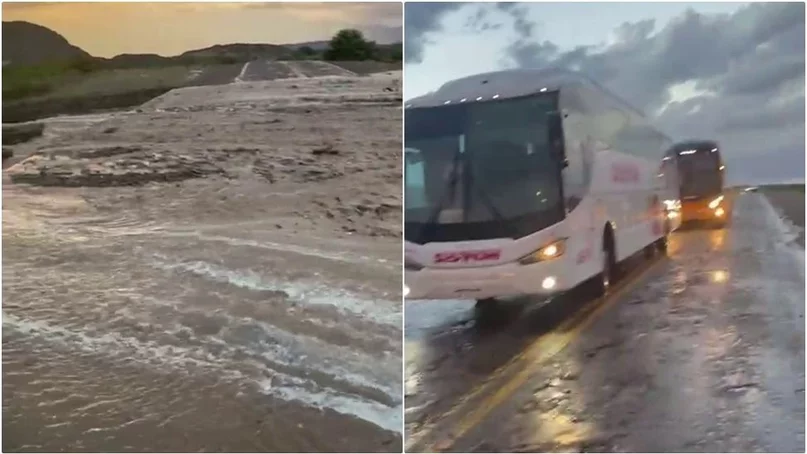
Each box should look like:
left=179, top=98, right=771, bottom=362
left=405, top=67, right=648, bottom=118
left=672, top=140, right=720, bottom=151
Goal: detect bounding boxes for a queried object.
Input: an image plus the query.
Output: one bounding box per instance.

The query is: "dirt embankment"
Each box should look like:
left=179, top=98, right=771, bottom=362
left=3, top=121, right=45, bottom=145
left=6, top=72, right=403, bottom=239
left=4, top=87, right=174, bottom=124
left=3, top=61, right=402, bottom=124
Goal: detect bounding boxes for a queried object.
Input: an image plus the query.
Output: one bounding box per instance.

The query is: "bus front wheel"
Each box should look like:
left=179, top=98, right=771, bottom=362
left=474, top=298, right=501, bottom=320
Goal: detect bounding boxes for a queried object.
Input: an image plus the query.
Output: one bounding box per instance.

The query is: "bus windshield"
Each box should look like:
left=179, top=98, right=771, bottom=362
left=405, top=93, right=565, bottom=244
left=677, top=148, right=722, bottom=198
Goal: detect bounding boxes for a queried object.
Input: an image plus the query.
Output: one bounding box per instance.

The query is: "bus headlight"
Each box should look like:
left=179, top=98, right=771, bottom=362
left=663, top=199, right=681, bottom=210
left=518, top=239, right=566, bottom=265
left=542, top=277, right=557, bottom=290
left=708, top=195, right=725, bottom=209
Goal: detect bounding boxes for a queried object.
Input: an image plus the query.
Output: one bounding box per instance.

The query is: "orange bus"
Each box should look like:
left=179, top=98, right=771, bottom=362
left=670, top=140, right=727, bottom=228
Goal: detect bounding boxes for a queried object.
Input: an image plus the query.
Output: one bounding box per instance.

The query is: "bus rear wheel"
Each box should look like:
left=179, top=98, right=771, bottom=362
left=656, top=220, right=670, bottom=254
left=588, top=241, right=615, bottom=299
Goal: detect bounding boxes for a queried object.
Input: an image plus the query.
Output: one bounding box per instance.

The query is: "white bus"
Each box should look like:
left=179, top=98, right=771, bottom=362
left=404, top=68, right=676, bottom=306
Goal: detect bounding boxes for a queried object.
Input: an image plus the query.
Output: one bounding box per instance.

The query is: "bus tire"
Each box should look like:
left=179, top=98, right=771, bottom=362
left=588, top=229, right=615, bottom=299
left=656, top=220, right=670, bottom=254
left=474, top=298, right=498, bottom=312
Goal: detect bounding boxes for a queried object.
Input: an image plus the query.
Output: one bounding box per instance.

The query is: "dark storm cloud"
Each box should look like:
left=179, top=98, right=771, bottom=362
left=404, top=2, right=468, bottom=62
left=495, top=2, right=560, bottom=68
left=500, top=2, right=804, bottom=109
left=464, top=7, right=502, bottom=33
left=409, top=1, right=805, bottom=182
left=499, top=2, right=804, bottom=182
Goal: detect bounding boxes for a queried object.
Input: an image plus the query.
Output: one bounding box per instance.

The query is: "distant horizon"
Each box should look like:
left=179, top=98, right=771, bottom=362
left=2, top=2, right=401, bottom=58
left=729, top=176, right=806, bottom=188
left=2, top=19, right=402, bottom=60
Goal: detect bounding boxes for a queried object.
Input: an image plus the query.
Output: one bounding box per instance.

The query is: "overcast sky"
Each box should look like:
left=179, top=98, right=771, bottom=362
left=3, top=2, right=401, bottom=57
left=405, top=2, right=805, bottom=184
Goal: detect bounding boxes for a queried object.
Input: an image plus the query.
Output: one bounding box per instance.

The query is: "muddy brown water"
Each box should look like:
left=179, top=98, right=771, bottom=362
left=3, top=73, right=402, bottom=452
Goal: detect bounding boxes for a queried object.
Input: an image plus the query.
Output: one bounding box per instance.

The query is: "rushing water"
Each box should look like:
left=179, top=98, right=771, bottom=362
left=3, top=74, right=402, bottom=452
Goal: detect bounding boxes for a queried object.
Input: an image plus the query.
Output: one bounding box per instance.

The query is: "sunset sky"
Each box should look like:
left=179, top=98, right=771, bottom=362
left=2, top=2, right=402, bottom=57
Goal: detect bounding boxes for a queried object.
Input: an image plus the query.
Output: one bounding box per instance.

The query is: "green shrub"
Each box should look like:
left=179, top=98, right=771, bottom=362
left=324, top=29, right=377, bottom=61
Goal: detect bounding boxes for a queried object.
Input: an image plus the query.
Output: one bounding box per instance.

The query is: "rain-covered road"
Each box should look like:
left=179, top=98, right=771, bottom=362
left=405, top=191, right=805, bottom=452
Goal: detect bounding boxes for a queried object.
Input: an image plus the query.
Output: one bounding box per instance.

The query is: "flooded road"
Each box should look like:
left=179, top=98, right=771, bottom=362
left=405, top=192, right=805, bottom=452
left=3, top=73, right=402, bottom=452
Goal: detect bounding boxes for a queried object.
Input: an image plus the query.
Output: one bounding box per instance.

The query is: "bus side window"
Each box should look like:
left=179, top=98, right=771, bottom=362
left=559, top=87, right=589, bottom=211
left=405, top=151, right=428, bottom=210
left=560, top=113, right=587, bottom=211
left=578, top=85, right=629, bottom=155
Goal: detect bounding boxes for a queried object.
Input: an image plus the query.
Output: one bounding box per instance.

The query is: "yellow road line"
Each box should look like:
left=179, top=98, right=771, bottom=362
left=413, top=256, right=666, bottom=452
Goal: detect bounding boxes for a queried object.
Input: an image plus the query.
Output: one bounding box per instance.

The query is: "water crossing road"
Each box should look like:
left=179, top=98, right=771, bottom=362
left=3, top=73, right=402, bottom=452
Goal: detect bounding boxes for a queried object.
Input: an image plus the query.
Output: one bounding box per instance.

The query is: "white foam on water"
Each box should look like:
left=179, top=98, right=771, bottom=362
left=262, top=376, right=402, bottom=434
left=3, top=313, right=401, bottom=434
left=234, top=61, right=251, bottom=83
left=149, top=256, right=401, bottom=327
left=131, top=295, right=400, bottom=399
left=162, top=231, right=383, bottom=267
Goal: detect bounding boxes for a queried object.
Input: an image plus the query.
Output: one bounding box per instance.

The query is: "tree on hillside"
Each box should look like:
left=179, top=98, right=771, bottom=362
left=324, top=29, right=377, bottom=61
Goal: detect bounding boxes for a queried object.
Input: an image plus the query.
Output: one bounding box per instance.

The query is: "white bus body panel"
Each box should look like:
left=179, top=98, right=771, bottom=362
left=404, top=150, right=666, bottom=301
left=404, top=69, right=670, bottom=301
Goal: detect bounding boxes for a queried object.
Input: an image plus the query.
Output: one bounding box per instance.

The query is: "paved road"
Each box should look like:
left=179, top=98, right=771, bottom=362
left=405, top=192, right=805, bottom=452
left=184, top=63, right=244, bottom=87
left=189, top=60, right=359, bottom=86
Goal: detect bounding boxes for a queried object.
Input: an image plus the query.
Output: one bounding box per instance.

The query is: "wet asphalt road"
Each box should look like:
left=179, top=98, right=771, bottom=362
left=405, top=192, right=805, bottom=452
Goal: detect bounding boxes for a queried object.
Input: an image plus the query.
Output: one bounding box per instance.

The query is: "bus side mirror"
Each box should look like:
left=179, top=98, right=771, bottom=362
left=548, top=111, right=568, bottom=168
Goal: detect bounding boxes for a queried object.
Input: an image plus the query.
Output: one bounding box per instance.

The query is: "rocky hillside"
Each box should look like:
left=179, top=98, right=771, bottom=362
left=2, top=21, right=91, bottom=66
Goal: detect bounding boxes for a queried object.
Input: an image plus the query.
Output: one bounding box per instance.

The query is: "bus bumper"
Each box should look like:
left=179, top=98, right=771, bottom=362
left=681, top=202, right=727, bottom=223
left=404, top=259, right=571, bottom=301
